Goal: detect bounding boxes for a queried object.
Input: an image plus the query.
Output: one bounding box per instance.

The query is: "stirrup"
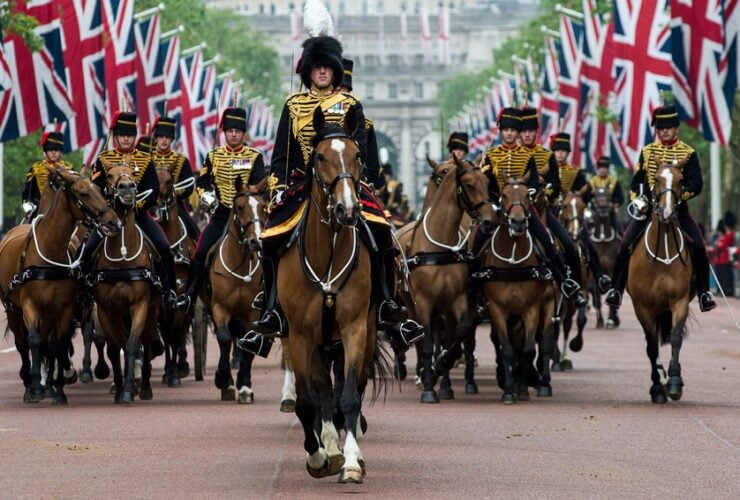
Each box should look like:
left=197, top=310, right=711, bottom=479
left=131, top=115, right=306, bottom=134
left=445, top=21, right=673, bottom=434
left=699, top=292, right=717, bottom=312
left=560, top=278, right=580, bottom=298
left=398, top=319, right=425, bottom=345
left=250, top=309, right=284, bottom=338
left=252, top=291, right=264, bottom=311
left=597, top=275, right=612, bottom=294
left=163, top=290, right=178, bottom=309
left=175, top=294, right=192, bottom=312
left=237, top=331, right=274, bottom=358
left=378, top=300, right=408, bottom=326
left=605, top=289, right=622, bottom=309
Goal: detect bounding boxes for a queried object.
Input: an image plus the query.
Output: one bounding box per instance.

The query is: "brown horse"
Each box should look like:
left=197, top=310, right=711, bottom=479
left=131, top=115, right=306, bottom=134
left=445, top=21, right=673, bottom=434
left=208, top=176, right=266, bottom=403
left=398, top=155, right=495, bottom=403
left=279, top=106, right=383, bottom=483
left=478, top=175, right=557, bottom=402
left=0, top=166, right=120, bottom=404
left=553, top=190, right=591, bottom=371
left=153, top=167, right=197, bottom=386
left=91, top=165, right=160, bottom=404
left=589, top=185, right=621, bottom=329
left=627, top=162, right=692, bottom=404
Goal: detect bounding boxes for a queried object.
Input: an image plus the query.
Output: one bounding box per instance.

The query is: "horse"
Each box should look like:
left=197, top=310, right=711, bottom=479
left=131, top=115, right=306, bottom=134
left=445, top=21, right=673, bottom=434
left=552, top=190, right=591, bottom=372
left=627, top=161, right=693, bottom=404
left=153, top=167, right=197, bottom=386
left=589, top=185, right=621, bottom=329
left=477, top=174, right=557, bottom=402
left=279, top=106, right=387, bottom=484
left=0, top=166, right=120, bottom=404
left=397, top=155, right=495, bottom=403
left=90, top=164, right=161, bottom=404
left=207, top=176, right=266, bottom=403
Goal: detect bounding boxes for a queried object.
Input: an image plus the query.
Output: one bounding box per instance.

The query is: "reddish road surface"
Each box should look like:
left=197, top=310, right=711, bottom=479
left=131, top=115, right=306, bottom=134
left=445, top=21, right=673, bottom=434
left=2, top=297, right=740, bottom=498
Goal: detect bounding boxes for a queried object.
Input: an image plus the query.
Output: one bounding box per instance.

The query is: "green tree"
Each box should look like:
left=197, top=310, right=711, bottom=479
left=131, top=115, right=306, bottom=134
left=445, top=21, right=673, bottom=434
left=1, top=1, right=42, bottom=51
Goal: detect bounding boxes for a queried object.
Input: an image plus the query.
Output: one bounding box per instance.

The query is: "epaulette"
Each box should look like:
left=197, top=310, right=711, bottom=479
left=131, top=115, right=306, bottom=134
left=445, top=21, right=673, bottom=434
left=365, top=117, right=373, bottom=129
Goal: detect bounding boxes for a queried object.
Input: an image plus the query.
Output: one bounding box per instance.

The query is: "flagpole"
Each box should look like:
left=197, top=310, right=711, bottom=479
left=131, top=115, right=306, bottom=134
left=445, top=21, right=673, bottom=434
left=710, top=142, right=721, bottom=229
left=0, top=143, right=4, bottom=232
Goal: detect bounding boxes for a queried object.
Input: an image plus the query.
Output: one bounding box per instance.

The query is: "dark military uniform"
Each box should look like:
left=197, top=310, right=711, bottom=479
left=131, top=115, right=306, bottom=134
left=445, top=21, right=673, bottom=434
left=22, top=131, right=72, bottom=219
left=589, top=167, right=624, bottom=233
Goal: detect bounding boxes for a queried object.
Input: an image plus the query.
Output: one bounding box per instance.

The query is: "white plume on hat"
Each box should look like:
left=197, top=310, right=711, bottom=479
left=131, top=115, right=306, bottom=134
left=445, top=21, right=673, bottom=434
left=303, top=0, right=334, bottom=37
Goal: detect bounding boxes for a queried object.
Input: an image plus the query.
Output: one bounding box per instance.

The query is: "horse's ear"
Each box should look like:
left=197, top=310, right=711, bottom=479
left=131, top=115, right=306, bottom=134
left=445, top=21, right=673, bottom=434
left=234, top=175, right=245, bottom=194
left=521, top=170, right=531, bottom=184
left=577, top=184, right=589, bottom=197
left=312, top=106, right=326, bottom=134
left=248, top=175, right=268, bottom=195
left=343, top=105, right=359, bottom=137
left=426, top=155, right=438, bottom=171
left=473, top=152, right=483, bottom=167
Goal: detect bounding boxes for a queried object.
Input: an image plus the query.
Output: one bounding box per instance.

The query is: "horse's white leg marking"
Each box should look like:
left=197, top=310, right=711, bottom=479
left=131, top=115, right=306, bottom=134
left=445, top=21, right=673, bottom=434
left=342, top=430, right=363, bottom=471
left=306, top=430, right=328, bottom=469
left=281, top=367, right=296, bottom=402
left=330, top=139, right=354, bottom=210
left=321, top=419, right=342, bottom=458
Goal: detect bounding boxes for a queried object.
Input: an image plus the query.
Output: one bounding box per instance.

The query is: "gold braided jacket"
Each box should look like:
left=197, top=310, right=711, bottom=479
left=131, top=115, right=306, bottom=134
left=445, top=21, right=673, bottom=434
left=482, top=144, right=534, bottom=190
left=589, top=175, right=618, bottom=195
left=559, top=164, right=581, bottom=194
left=203, top=145, right=262, bottom=208
left=637, top=140, right=696, bottom=200
left=287, top=89, right=359, bottom=165
left=95, top=149, right=152, bottom=184
left=153, top=150, right=187, bottom=180
left=27, top=160, right=73, bottom=192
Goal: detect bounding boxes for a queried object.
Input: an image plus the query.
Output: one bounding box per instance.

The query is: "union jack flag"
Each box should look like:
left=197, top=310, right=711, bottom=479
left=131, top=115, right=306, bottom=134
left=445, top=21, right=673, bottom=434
left=672, top=0, right=736, bottom=145
left=178, top=50, right=209, bottom=169
left=556, top=15, right=584, bottom=163
left=102, top=0, right=137, bottom=125
left=539, top=36, right=561, bottom=145
left=611, top=0, right=673, bottom=168
left=723, top=0, right=739, bottom=90
left=134, top=13, right=166, bottom=133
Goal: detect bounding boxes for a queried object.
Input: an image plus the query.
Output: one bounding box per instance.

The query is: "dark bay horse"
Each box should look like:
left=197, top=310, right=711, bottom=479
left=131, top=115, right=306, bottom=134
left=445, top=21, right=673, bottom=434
left=478, top=175, right=557, bottom=402
left=153, top=167, right=197, bottom=386
left=627, top=161, right=692, bottom=404
left=590, top=186, right=621, bottom=329
left=397, top=155, right=494, bottom=403
left=91, top=165, right=161, bottom=404
left=0, top=166, right=120, bottom=404
left=209, top=176, right=267, bottom=403
left=553, top=190, right=590, bottom=371
left=280, top=106, right=383, bottom=483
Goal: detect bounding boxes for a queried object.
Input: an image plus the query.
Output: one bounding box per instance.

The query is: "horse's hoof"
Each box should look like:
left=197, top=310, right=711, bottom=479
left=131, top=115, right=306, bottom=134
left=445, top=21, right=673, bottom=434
left=177, top=361, right=190, bottom=379
left=306, top=453, right=345, bottom=478
left=650, top=385, right=668, bottom=404
left=500, top=393, right=515, bottom=404
left=120, top=391, right=134, bottom=404
left=280, top=399, right=296, bottom=413
left=237, top=387, right=254, bottom=404
left=109, top=383, right=117, bottom=394
left=537, top=385, right=552, bottom=398
left=167, top=376, right=181, bottom=388
left=221, top=386, right=236, bottom=401
left=465, top=382, right=479, bottom=395
left=596, top=318, right=604, bottom=329
left=517, top=389, right=530, bottom=402
left=45, top=386, right=57, bottom=398
left=139, top=386, right=153, bottom=400
left=439, top=386, right=455, bottom=400
left=551, top=361, right=562, bottom=372
left=338, top=467, right=364, bottom=484
left=52, top=394, right=68, bottom=406
left=358, top=458, right=367, bottom=477
left=64, top=369, right=78, bottom=385
left=667, top=377, right=683, bottom=401
left=79, top=370, right=93, bottom=384
left=561, top=359, right=574, bottom=371
left=24, top=387, right=44, bottom=403
left=569, top=336, right=583, bottom=353
left=414, top=376, right=423, bottom=390
left=420, top=390, right=440, bottom=404
left=94, top=363, right=110, bottom=380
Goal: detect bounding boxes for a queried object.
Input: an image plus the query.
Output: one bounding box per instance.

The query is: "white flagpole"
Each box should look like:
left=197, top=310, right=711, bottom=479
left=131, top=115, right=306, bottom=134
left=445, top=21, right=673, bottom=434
left=710, top=141, right=721, bottom=229
left=0, top=143, right=4, bottom=231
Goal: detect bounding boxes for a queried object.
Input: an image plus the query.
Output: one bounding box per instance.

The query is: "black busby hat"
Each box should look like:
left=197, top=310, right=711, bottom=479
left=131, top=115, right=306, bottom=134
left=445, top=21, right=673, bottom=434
left=111, top=111, right=138, bottom=136
left=651, top=105, right=680, bottom=129
left=40, top=131, right=64, bottom=152
left=550, top=132, right=572, bottom=152
left=520, top=107, right=539, bottom=131
left=597, top=156, right=610, bottom=169
left=447, top=132, right=469, bottom=153
left=341, top=58, right=353, bottom=91
left=136, top=136, right=154, bottom=154
left=497, top=107, right=523, bottom=132
left=297, top=36, right=344, bottom=89
left=221, top=107, right=248, bottom=132
left=153, top=116, right=177, bottom=138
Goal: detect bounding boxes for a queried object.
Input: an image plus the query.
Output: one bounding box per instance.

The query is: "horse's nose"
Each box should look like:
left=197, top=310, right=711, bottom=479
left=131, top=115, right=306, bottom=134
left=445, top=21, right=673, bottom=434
left=480, top=219, right=494, bottom=235
left=248, top=239, right=261, bottom=252
left=334, top=203, right=357, bottom=226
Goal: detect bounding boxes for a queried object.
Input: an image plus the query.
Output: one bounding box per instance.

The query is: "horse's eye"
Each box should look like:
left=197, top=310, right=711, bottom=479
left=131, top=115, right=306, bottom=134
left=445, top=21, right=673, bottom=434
left=317, top=153, right=325, bottom=162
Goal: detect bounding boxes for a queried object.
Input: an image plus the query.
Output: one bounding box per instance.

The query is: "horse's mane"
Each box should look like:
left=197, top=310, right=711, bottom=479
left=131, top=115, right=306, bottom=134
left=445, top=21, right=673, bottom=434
left=312, top=123, right=352, bottom=146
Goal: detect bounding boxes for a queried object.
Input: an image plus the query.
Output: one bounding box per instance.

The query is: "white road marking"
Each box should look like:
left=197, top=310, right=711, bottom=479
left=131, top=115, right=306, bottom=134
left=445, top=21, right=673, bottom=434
left=694, top=418, right=737, bottom=450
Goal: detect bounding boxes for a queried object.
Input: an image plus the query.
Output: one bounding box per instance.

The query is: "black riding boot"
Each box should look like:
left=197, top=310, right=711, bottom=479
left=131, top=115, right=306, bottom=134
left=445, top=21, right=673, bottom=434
left=550, top=252, right=587, bottom=306
left=159, top=255, right=179, bottom=309
left=689, top=240, right=716, bottom=312
left=583, top=235, right=611, bottom=293
left=238, top=255, right=283, bottom=358
left=176, top=261, right=206, bottom=312
left=605, top=245, right=631, bottom=308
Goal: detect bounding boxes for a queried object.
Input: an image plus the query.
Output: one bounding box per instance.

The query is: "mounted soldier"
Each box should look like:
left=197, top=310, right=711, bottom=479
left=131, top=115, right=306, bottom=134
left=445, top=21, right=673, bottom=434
left=175, top=107, right=266, bottom=312
left=239, top=33, right=423, bottom=357
left=81, top=111, right=178, bottom=308
left=447, top=131, right=469, bottom=162
left=22, top=131, right=73, bottom=220
left=604, top=105, right=716, bottom=312
left=589, top=155, right=625, bottom=234
left=151, top=116, right=199, bottom=239
left=473, top=107, right=585, bottom=303
left=550, top=132, right=610, bottom=293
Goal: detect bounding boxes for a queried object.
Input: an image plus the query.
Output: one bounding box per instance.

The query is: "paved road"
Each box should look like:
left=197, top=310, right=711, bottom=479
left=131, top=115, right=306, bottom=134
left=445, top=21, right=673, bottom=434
left=2, top=297, right=740, bottom=498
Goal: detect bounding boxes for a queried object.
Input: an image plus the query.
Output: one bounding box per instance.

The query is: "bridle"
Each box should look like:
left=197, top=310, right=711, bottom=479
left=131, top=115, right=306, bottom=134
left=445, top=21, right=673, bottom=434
left=499, top=179, right=530, bottom=233
left=230, top=191, right=262, bottom=247
left=455, top=164, right=491, bottom=220
left=50, top=171, right=114, bottom=230
left=154, top=167, right=176, bottom=222
left=312, top=131, right=361, bottom=226
left=560, top=194, right=585, bottom=241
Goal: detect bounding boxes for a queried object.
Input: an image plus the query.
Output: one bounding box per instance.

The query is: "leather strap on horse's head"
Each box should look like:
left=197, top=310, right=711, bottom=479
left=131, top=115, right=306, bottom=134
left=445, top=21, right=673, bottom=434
left=455, top=163, right=490, bottom=219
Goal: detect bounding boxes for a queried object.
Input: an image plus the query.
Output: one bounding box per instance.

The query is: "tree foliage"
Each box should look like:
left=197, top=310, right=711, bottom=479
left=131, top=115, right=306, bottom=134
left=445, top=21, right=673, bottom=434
left=1, top=1, right=43, bottom=51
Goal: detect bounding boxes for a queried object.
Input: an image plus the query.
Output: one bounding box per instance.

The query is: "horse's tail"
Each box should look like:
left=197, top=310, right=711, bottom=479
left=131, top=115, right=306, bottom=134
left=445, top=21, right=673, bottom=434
left=368, top=333, right=394, bottom=404
left=657, top=310, right=690, bottom=345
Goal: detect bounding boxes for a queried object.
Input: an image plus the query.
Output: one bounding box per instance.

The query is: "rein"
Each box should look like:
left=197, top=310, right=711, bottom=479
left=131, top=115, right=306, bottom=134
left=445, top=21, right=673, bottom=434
left=217, top=192, right=262, bottom=283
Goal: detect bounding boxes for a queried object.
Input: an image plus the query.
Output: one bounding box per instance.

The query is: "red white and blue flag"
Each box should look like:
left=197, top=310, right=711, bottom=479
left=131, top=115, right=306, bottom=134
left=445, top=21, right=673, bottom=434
left=134, top=13, right=166, bottom=133
left=556, top=15, right=584, bottom=163
left=177, top=50, right=209, bottom=169
left=102, top=0, right=137, bottom=126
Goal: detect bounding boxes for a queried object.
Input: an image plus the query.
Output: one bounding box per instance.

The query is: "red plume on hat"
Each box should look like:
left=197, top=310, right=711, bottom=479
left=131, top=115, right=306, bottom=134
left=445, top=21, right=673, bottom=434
left=496, top=108, right=505, bottom=122
left=549, top=134, right=558, bottom=150
left=40, top=131, right=52, bottom=148
left=109, top=111, right=122, bottom=132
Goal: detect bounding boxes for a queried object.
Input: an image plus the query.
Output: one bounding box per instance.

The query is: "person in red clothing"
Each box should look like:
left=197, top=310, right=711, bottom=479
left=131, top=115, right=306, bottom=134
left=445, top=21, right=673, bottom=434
left=709, top=211, right=736, bottom=296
